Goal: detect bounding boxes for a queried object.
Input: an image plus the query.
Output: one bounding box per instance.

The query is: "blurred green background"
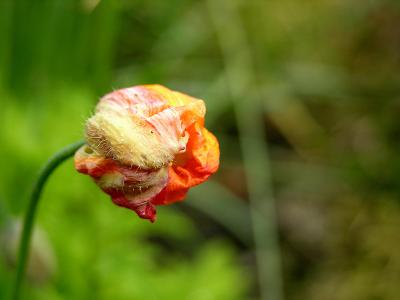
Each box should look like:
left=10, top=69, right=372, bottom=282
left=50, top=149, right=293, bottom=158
left=1, top=0, right=400, bottom=299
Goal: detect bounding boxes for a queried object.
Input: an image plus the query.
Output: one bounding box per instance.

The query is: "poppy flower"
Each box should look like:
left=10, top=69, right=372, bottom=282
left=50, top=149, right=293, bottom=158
left=74, top=85, right=219, bottom=222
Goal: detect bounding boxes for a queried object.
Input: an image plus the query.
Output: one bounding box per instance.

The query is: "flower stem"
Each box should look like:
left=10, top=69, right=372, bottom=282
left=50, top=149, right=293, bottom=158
left=11, top=140, right=85, bottom=300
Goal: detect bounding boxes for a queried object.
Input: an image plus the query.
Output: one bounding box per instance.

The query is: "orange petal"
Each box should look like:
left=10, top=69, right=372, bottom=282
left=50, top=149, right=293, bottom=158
left=75, top=145, right=168, bottom=221
left=152, top=123, right=219, bottom=205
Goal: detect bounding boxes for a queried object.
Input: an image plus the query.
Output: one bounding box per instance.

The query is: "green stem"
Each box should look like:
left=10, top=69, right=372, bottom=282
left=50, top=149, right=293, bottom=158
left=11, top=140, right=85, bottom=300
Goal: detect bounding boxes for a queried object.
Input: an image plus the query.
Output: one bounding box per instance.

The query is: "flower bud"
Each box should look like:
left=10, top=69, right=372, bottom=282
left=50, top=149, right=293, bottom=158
left=75, top=85, right=219, bottom=222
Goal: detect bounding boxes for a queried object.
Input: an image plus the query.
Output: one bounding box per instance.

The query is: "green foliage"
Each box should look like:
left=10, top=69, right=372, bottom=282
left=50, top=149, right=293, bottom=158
left=1, top=0, right=400, bottom=299
left=0, top=88, right=249, bottom=299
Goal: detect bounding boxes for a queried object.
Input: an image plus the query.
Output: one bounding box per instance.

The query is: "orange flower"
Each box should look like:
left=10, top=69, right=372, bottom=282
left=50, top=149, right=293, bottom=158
left=74, top=85, right=219, bottom=222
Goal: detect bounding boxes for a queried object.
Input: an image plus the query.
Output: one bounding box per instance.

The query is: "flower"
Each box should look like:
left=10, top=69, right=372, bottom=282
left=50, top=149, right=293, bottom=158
left=74, top=85, right=219, bottom=222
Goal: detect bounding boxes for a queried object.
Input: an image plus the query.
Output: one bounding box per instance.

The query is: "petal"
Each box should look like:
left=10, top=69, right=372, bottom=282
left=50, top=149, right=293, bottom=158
left=146, top=107, right=188, bottom=154
left=152, top=123, right=220, bottom=205
left=106, top=191, right=157, bottom=223
left=75, top=145, right=117, bottom=177
left=74, top=145, right=168, bottom=221
left=99, top=86, right=168, bottom=117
